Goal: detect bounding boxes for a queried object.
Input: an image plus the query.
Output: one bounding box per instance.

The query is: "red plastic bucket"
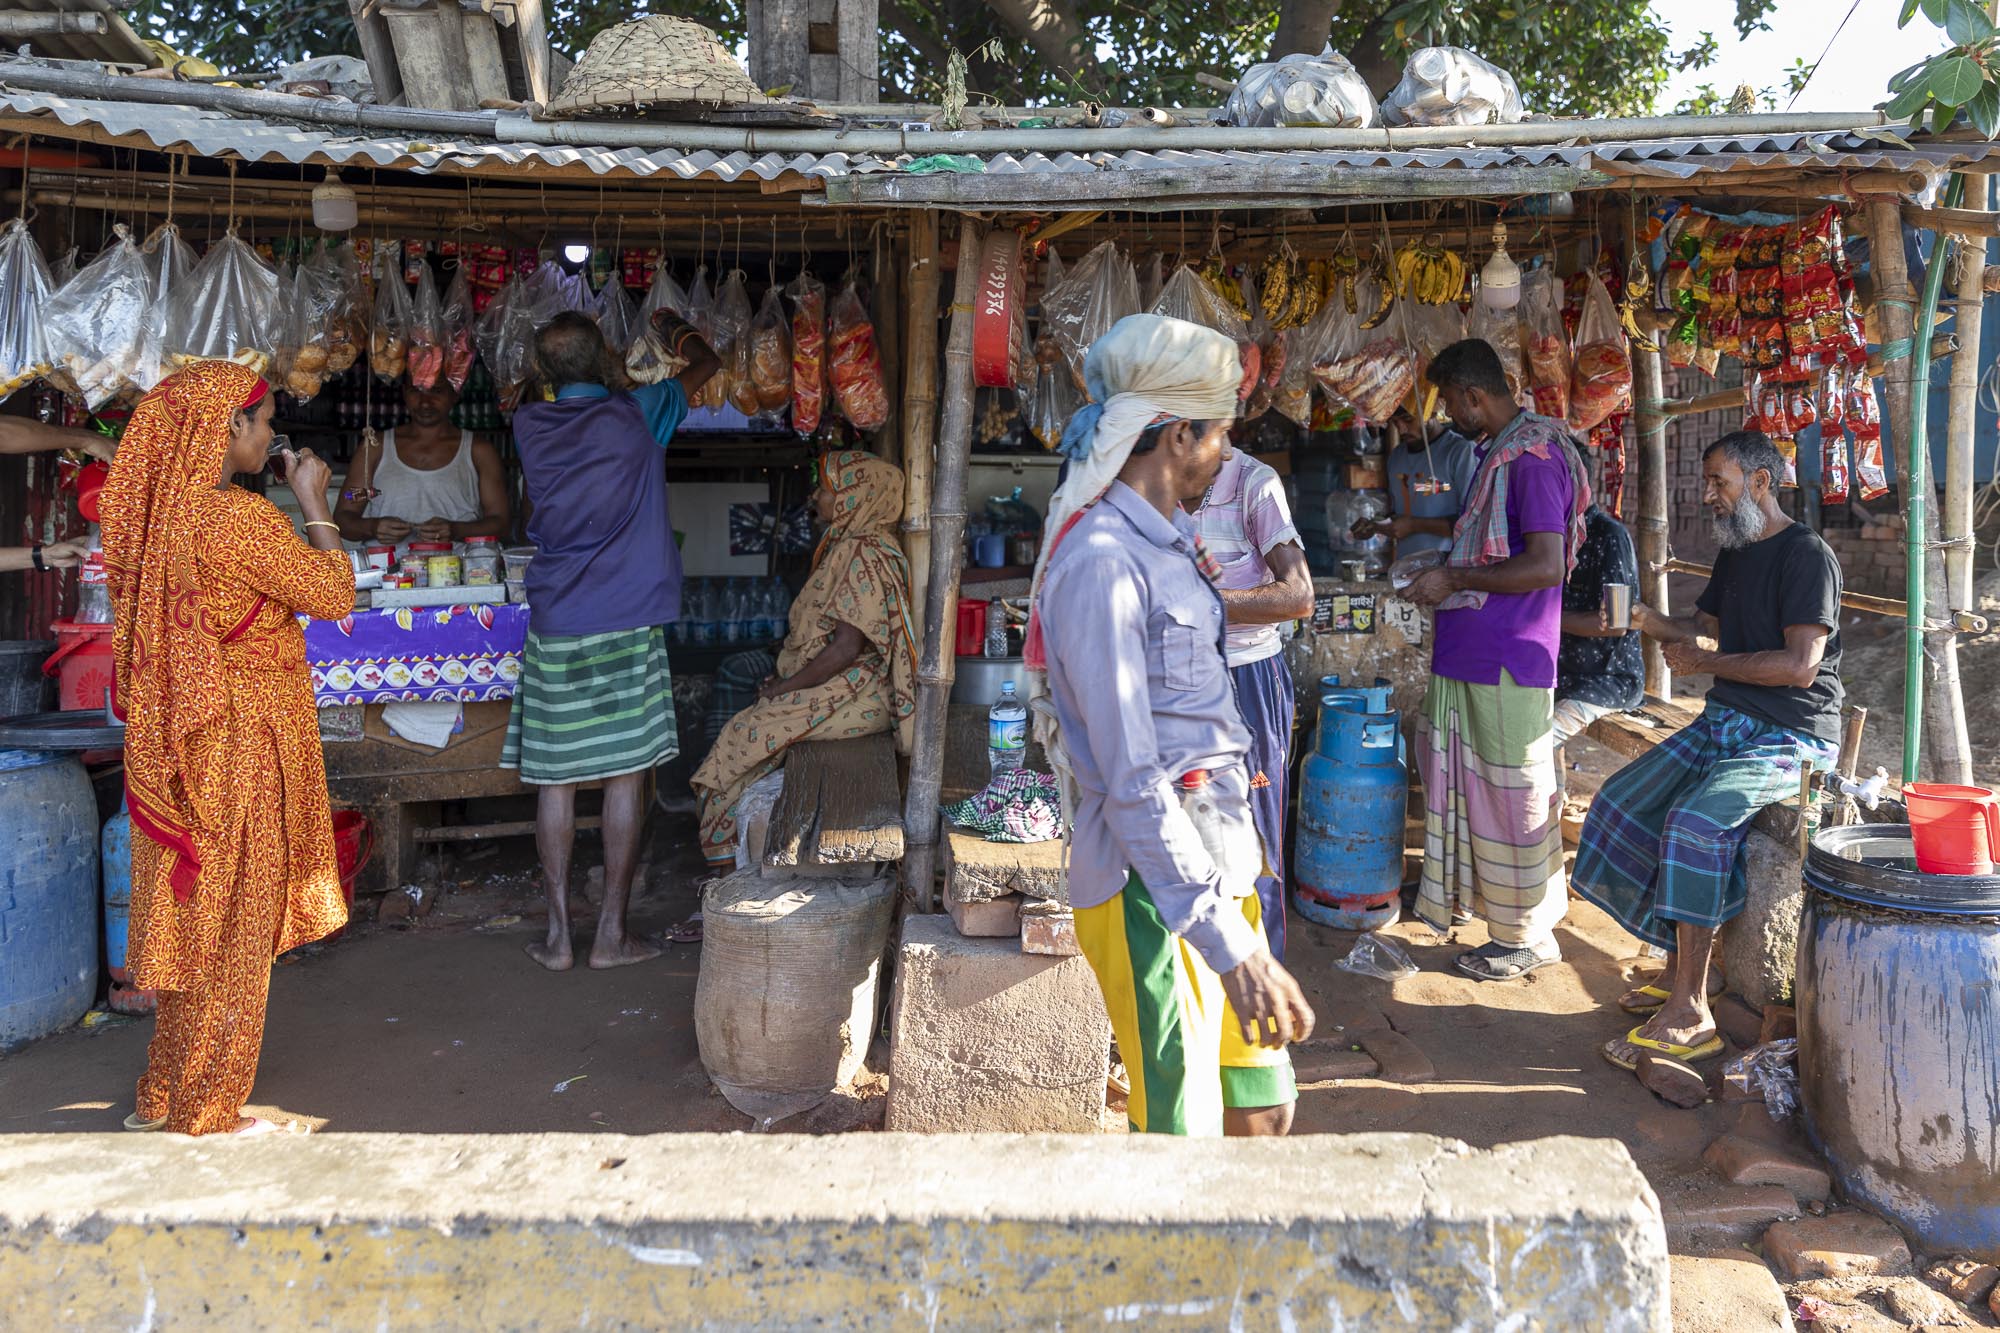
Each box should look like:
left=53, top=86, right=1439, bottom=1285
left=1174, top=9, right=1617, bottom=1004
left=955, top=597, right=989, bottom=657
left=331, top=809, right=374, bottom=909
left=42, top=619, right=116, bottom=713
left=1904, top=783, right=2000, bottom=875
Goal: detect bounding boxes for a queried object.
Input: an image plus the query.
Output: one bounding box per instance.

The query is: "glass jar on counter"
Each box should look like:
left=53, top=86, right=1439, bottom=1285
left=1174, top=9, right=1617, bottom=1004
left=407, top=541, right=454, bottom=589
left=462, top=536, right=501, bottom=586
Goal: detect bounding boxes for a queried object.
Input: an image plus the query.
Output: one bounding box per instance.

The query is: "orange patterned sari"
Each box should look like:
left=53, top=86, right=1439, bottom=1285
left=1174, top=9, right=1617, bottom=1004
left=100, top=361, right=356, bottom=1134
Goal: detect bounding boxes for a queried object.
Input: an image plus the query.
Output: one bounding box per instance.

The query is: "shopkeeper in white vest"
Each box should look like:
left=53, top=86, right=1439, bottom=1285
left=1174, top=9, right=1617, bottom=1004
left=333, top=373, right=512, bottom=547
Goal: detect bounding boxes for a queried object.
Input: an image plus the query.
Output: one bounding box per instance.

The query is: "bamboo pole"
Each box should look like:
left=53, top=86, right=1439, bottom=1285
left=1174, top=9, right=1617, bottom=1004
left=900, top=214, right=982, bottom=913
left=1631, top=338, right=1672, bottom=700
left=1944, top=174, right=1988, bottom=610
left=875, top=228, right=904, bottom=467
left=1865, top=193, right=1973, bottom=785
left=1660, top=558, right=1988, bottom=631
left=899, top=210, right=941, bottom=650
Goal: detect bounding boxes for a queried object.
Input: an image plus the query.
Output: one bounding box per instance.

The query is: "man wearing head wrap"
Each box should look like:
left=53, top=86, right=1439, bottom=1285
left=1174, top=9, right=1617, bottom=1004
left=1031, top=314, right=1314, bottom=1137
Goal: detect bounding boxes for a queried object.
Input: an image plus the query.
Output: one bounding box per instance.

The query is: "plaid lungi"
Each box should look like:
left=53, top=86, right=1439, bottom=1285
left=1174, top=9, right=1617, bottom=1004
left=500, top=626, right=678, bottom=785
left=1571, top=701, right=1837, bottom=949
left=1415, top=670, right=1567, bottom=947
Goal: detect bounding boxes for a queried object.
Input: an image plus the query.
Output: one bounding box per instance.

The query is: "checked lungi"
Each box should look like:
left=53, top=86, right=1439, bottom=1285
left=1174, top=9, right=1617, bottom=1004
left=1228, top=653, right=1294, bottom=963
left=1571, top=701, right=1837, bottom=949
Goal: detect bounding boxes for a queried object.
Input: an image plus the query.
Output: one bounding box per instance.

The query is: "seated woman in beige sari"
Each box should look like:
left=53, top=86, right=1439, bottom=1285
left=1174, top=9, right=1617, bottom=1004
left=693, top=449, right=917, bottom=868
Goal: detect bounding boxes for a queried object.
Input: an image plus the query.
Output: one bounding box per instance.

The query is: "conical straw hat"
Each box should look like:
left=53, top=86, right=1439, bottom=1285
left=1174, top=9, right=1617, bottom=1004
left=544, top=15, right=770, bottom=117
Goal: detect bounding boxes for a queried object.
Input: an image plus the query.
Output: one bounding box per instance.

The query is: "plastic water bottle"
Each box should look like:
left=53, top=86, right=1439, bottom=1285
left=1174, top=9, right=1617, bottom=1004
left=988, top=681, right=1027, bottom=776
left=721, top=579, right=747, bottom=642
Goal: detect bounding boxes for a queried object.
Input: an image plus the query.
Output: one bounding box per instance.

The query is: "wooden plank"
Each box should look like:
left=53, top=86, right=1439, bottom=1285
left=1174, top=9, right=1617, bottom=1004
left=746, top=0, right=809, bottom=97
left=765, top=733, right=906, bottom=866
left=1582, top=698, right=1701, bottom=764
left=457, top=7, right=513, bottom=107
left=346, top=0, right=406, bottom=107
left=821, top=164, right=1612, bottom=210
left=382, top=6, right=472, bottom=111
left=503, top=0, right=555, bottom=104
left=834, top=0, right=878, bottom=105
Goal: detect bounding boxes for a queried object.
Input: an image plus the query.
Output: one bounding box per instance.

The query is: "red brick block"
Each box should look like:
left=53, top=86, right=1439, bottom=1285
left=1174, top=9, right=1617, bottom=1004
left=946, top=889, right=1022, bottom=939
left=1356, top=1029, right=1434, bottom=1084
left=1637, top=1051, right=1709, bottom=1108
left=1758, top=1003, right=1797, bottom=1044
left=1711, top=993, right=1765, bottom=1049
left=1019, top=902, right=1079, bottom=957
left=1926, top=1258, right=2000, bottom=1307
left=1661, top=1183, right=1799, bottom=1244
left=1291, top=1039, right=1380, bottom=1084
left=1702, top=1133, right=1831, bottom=1202
left=1763, top=1211, right=1914, bottom=1280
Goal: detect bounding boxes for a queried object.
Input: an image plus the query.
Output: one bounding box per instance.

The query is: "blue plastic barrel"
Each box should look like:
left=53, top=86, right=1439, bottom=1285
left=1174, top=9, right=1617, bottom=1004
left=0, top=748, right=100, bottom=1050
left=1294, top=704, right=1408, bottom=932
left=102, top=799, right=132, bottom=971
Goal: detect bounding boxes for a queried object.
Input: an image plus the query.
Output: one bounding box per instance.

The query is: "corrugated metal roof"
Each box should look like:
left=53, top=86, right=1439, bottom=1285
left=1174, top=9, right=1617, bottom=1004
left=0, top=88, right=1996, bottom=191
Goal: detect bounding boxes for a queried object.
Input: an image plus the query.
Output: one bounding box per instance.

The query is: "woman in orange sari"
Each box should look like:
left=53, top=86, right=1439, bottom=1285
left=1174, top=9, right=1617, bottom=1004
left=100, top=360, right=355, bottom=1136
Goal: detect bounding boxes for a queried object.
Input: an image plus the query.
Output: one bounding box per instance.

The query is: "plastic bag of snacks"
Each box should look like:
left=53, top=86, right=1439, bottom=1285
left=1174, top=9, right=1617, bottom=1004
left=1518, top=267, right=1570, bottom=420
left=473, top=271, right=556, bottom=410
left=164, top=230, right=281, bottom=376
left=686, top=267, right=724, bottom=409
left=1151, top=264, right=1250, bottom=342
left=1027, top=333, right=1080, bottom=448
left=749, top=287, right=793, bottom=415
left=1041, top=240, right=1139, bottom=392
left=1846, top=369, right=1888, bottom=499
left=320, top=240, right=366, bottom=377
left=277, top=244, right=352, bottom=401
left=1567, top=272, right=1631, bottom=433
left=440, top=266, right=476, bottom=392
left=829, top=281, right=889, bottom=431
left=1469, top=297, right=1525, bottom=403
left=132, top=223, right=197, bottom=392
left=624, top=266, right=692, bottom=385
left=787, top=273, right=826, bottom=436
left=1315, top=336, right=1415, bottom=426
left=594, top=276, right=639, bottom=359
left=45, top=224, right=150, bottom=410
left=368, top=242, right=413, bottom=380
left=407, top=260, right=446, bottom=389
left=714, top=271, right=761, bottom=417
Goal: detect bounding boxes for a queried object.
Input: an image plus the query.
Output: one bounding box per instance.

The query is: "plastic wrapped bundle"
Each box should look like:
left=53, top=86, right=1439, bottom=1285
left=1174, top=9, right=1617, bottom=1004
left=594, top=276, right=640, bottom=358
left=1225, top=45, right=1380, bottom=128
left=1382, top=46, right=1524, bottom=127
left=1041, top=240, right=1140, bottom=392
left=406, top=260, right=445, bottom=389
left=625, top=266, right=692, bottom=385
left=45, top=225, right=150, bottom=409
left=749, top=287, right=792, bottom=414
left=163, top=230, right=281, bottom=376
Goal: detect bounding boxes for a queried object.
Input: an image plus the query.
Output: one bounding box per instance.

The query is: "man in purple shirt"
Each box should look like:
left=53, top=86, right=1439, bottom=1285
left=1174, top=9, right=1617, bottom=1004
left=500, top=309, right=717, bottom=973
left=1404, top=338, right=1589, bottom=982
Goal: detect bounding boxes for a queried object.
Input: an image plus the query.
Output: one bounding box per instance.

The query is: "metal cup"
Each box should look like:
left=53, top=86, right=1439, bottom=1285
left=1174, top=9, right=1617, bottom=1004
left=1602, top=582, right=1632, bottom=631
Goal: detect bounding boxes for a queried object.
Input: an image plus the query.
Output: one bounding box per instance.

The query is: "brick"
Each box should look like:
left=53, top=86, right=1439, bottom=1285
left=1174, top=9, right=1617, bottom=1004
left=1661, top=1183, right=1799, bottom=1245
left=1926, top=1258, right=2000, bottom=1307
left=1291, top=1039, right=1380, bottom=1083
left=1991, top=1277, right=2000, bottom=1321
left=1356, top=1030, right=1434, bottom=1084
left=1762, top=1210, right=1914, bottom=1280
left=1668, top=1252, right=1793, bottom=1333
left=885, top=914, right=1110, bottom=1132
left=1636, top=1051, right=1709, bottom=1108
left=1702, top=1134, right=1831, bottom=1202
left=1882, top=1275, right=1978, bottom=1327
left=1711, top=994, right=1765, bottom=1049
left=946, top=888, right=1021, bottom=938
left=1019, top=902, right=1079, bottom=957
left=1758, top=1003, right=1797, bottom=1044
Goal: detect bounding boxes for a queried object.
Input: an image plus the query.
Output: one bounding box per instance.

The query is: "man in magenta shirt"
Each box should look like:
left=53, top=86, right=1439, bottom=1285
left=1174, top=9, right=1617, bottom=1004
left=1403, top=339, right=1590, bottom=982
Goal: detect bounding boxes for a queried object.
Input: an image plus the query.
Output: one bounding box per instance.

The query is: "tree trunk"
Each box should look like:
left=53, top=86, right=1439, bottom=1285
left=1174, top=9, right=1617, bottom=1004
left=978, top=0, right=1099, bottom=90
left=1632, top=340, right=1671, bottom=700
left=1269, top=0, right=1344, bottom=59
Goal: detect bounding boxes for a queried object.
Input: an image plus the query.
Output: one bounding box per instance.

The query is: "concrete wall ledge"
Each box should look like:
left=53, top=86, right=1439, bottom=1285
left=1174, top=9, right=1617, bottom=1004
left=0, top=1131, right=1668, bottom=1330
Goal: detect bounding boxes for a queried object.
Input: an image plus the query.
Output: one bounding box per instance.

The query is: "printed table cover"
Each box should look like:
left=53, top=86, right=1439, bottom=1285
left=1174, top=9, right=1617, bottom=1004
left=303, top=602, right=528, bottom=707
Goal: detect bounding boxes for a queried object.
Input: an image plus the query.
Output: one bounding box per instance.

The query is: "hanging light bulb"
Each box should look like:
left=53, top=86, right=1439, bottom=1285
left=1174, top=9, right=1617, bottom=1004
left=1479, top=218, right=1521, bottom=310
left=563, top=243, right=592, bottom=265
left=311, top=167, right=358, bottom=232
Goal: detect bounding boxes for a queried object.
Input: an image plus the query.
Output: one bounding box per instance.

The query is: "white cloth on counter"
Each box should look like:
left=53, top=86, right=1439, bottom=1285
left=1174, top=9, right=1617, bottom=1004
left=381, top=700, right=463, bottom=749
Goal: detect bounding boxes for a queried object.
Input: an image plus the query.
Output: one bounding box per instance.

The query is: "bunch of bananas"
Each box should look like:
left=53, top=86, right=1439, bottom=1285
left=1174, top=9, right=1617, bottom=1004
left=1256, top=247, right=1331, bottom=331
left=1619, top=254, right=1653, bottom=341
left=1359, top=247, right=1397, bottom=330
left=1330, top=251, right=1360, bottom=314
left=1199, top=257, right=1253, bottom=324
left=1394, top=235, right=1466, bottom=305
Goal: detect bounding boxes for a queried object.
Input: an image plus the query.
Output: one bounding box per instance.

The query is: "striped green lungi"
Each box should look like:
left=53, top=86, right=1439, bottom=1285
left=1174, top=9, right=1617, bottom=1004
left=1414, top=670, right=1568, bottom=948
left=500, top=626, right=678, bottom=785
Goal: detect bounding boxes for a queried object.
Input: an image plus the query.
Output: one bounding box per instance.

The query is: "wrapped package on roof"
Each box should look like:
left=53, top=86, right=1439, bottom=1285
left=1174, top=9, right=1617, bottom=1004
left=1224, top=45, right=1380, bottom=129
left=1382, top=46, right=1525, bottom=127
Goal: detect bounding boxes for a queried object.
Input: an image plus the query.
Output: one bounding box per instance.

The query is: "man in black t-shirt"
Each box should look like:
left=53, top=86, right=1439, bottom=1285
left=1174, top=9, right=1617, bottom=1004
left=1552, top=503, right=1646, bottom=790
left=1571, top=431, right=1842, bottom=1078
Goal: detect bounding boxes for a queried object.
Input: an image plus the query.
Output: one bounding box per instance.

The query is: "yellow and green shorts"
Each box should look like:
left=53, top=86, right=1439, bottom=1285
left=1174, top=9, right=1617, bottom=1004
left=1074, top=872, right=1297, bottom=1136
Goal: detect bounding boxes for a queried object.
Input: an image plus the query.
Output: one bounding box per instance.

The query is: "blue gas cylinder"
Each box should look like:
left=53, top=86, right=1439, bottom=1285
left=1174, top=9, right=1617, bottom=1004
left=99, top=798, right=155, bottom=1015
left=1320, top=675, right=1393, bottom=712
left=0, top=748, right=100, bottom=1050
left=1293, top=704, right=1408, bottom=931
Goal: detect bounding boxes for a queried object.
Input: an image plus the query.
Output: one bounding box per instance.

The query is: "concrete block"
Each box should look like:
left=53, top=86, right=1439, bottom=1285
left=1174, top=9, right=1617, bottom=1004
left=1719, top=828, right=1803, bottom=1010
left=0, top=1132, right=1672, bottom=1330
left=940, top=822, right=1069, bottom=905
left=886, top=913, right=1110, bottom=1133
left=1763, top=1211, right=1914, bottom=1280
left=1019, top=901, right=1078, bottom=956
left=946, top=888, right=1022, bottom=938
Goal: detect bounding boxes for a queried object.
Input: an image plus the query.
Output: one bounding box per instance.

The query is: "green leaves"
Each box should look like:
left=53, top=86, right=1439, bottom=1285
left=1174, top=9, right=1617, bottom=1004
left=1928, top=53, right=1985, bottom=106
left=1969, top=80, right=2000, bottom=136
left=1945, top=0, right=1997, bottom=44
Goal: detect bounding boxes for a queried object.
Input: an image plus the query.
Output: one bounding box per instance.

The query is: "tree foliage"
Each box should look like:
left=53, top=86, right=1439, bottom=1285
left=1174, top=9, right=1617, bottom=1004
left=120, top=0, right=1780, bottom=119
left=1885, top=0, right=2000, bottom=137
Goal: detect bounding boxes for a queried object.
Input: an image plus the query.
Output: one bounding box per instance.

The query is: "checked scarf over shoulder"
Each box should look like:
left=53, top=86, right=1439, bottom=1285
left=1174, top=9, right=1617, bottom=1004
left=1448, top=409, right=1593, bottom=574
left=811, top=448, right=920, bottom=753
left=99, top=361, right=270, bottom=903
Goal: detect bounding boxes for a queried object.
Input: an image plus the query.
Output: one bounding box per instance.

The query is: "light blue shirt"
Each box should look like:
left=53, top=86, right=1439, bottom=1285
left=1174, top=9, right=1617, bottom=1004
left=1385, top=428, right=1479, bottom=557
left=1039, top=482, right=1263, bottom=973
left=553, top=380, right=687, bottom=448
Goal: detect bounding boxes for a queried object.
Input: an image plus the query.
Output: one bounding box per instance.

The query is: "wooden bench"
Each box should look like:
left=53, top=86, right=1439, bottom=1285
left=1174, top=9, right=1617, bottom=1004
left=765, top=733, right=905, bottom=870
left=1584, top=697, right=1809, bottom=844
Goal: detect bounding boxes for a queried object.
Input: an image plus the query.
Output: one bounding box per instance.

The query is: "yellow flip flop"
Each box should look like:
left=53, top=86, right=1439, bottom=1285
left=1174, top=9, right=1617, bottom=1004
left=1616, top=973, right=1729, bottom=1015
left=1602, top=1025, right=1725, bottom=1072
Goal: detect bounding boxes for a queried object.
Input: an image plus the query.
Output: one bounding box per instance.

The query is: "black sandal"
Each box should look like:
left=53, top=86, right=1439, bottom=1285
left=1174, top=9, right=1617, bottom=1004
left=1454, top=940, right=1558, bottom=982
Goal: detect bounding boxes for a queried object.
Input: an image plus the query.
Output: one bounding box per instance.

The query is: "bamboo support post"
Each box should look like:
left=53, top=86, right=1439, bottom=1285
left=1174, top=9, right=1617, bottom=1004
left=900, top=214, right=983, bottom=914
left=1659, top=558, right=1988, bottom=631
left=1944, top=176, right=1988, bottom=610
left=1632, top=338, right=1671, bottom=700
left=899, top=211, right=941, bottom=644
left=1865, top=193, right=1973, bottom=784
left=875, top=233, right=904, bottom=466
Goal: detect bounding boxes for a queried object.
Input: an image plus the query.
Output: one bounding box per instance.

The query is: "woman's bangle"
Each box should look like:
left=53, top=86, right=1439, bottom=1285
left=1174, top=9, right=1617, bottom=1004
left=304, top=521, right=340, bottom=533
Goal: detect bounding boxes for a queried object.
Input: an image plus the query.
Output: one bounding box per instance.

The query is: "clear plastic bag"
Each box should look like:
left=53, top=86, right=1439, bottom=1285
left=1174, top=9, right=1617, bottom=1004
left=132, top=224, right=198, bottom=393
left=1519, top=266, right=1570, bottom=421
left=716, top=270, right=760, bottom=417
left=1151, top=264, right=1250, bottom=342
left=1041, top=240, right=1139, bottom=392
left=46, top=224, right=150, bottom=410
left=829, top=282, right=889, bottom=431
left=163, top=230, right=281, bottom=376
left=1721, top=1039, right=1799, bottom=1120
left=788, top=273, right=826, bottom=436
left=1225, top=44, right=1381, bottom=128
left=474, top=270, right=557, bottom=410
left=321, top=240, right=366, bottom=377
left=594, top=276, right=639, bottom=359
left=1568, top=272, right=1633, bottom=432
left=1027, top=333, right=1079, bottom=448
left=686, top=266, right=723, bottom=409
left=440, top=265, right=476, bottom=392
left=625, top=266, right=693, bottom=385
left=749, top=287, right=792, bottom=415
left=1315, top=333, right=1414, bottom=426
left=1469, top=297, right=1526, bottom=403
left=406, top=260, right=445, bottom=389
left=278, top=245, right=348, bottom=401
left=1382, top=46, right=1525, bottom=127
left=1336, top=932, right=1418, bottom=980
left=369, top=242, right=413, bottom=380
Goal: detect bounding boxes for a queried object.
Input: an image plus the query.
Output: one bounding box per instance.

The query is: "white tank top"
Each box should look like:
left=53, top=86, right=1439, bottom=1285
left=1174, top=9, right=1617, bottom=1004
left=361, top=429, right=481, bottom=525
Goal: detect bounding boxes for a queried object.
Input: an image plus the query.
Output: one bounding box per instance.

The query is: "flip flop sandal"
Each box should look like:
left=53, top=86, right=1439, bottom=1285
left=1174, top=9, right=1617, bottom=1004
left=123, top=1112, right=166, bottom=1132
left=1617, top=974, right=1729, bottom=1015
left=1454, top=942, right=1558, bottom=982
left=232, top=1116, right=284, bottom=1138
left=1602, top=1025, right=1725, bottom=1072
left=664, top=918, right=703, bottom=944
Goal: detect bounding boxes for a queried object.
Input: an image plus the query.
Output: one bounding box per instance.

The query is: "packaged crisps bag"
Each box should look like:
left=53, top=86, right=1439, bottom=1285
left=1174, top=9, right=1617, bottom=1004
left=829, top=281, right=889, bottom=430
left=1567, top=272, right=1631, bottom=432
left=407, top=260, right=445, bottom=389
left=750, top=286, right=792, bottom=414
left=788, top=273, right=826, bottom=436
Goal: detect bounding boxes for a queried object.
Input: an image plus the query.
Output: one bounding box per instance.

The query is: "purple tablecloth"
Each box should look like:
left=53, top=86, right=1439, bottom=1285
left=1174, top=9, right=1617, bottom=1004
left=303, top=602, right=528, bottom=708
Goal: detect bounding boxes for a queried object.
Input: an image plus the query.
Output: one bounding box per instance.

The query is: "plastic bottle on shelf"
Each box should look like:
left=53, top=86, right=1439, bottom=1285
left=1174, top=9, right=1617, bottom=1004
left=988, top=681, right=1027, bottom=776
left=721, top=579, right=747, bottom=642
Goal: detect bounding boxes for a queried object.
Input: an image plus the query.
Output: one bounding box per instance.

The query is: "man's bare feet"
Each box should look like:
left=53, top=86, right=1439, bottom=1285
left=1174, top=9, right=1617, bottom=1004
left=526, top=929, right=574, bottom=971
left=588, top=932, right=663, bottom=969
